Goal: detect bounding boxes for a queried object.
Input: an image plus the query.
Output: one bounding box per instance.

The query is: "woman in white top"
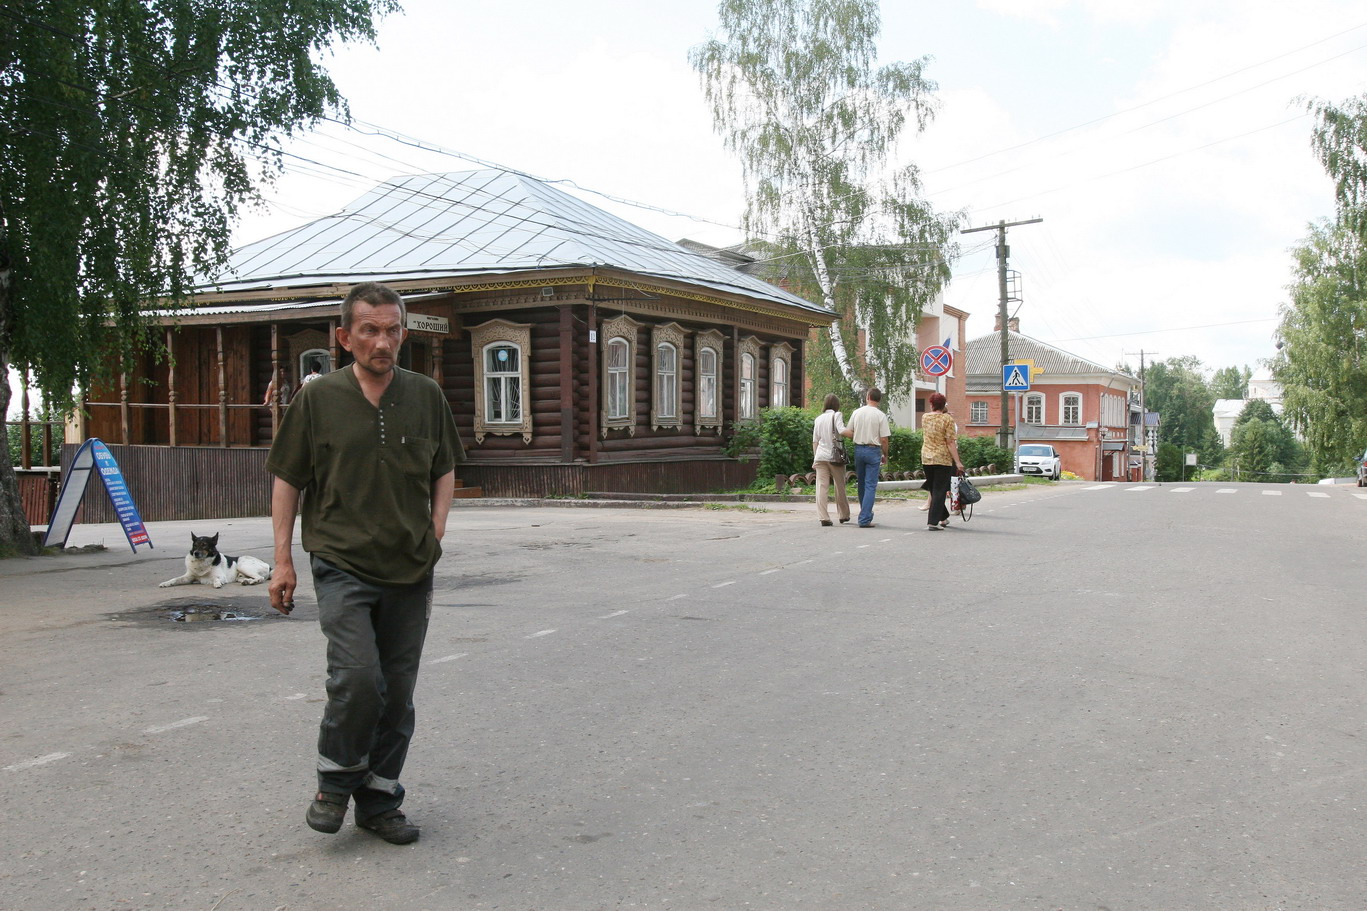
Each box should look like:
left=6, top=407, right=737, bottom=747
left=811, top=393, right=851, bottom=526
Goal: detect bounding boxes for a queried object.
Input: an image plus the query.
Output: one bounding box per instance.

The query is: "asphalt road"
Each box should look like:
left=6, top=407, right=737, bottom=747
left=1, top=481, right=1364, bottom=910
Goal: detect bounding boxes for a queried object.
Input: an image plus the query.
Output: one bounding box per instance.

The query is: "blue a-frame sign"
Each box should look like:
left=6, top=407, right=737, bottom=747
left=43, top=439, right=153, bottom=553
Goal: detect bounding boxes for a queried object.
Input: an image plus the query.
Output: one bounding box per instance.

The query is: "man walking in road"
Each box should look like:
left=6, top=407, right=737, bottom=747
left=846, top=387, right=891, bottom=528
left=267, top=282, right=459, bottom=845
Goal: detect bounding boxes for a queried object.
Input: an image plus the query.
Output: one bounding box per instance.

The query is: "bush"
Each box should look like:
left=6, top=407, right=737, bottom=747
left=725, top=407, right=820, bottom=479
left=888, top=427, right=922, bottom=473
left=958, top=436, right=1011, bottom=472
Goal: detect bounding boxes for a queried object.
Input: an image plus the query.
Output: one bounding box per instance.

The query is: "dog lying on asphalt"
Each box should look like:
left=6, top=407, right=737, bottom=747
left=159, top=533, right=273, bottom=589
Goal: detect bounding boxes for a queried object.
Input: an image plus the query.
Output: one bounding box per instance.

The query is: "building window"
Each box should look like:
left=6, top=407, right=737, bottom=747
left=601, top=314, right=641, bottom=436
left=607, top=339, right=630, bottom=418
left=970, top=401, right=989, bottom=424
left=484, top=343, right=521, bottom=424
left=740, top=354, right=756, bottom=419
left=1025, top=393, right=1043, bottom=425
left=651, top=322, right=686, bottom=430
left=657, top=344, right=677, bottom=416
left=694, top=329, right=725, bottom=435
left=1062, top=393, right=1082, bottom=425
left=299, top=348, right=331, bottom=384
left=770, top=342, right=793, bottom=409
left=737, top=336, right=761, bottom=421
left=470, top=319, right=533, bottom=444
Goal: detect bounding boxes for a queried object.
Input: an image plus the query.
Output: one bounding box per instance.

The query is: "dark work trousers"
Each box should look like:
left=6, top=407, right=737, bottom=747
left=310, top=556, right=432, bottom=820
left=925, top=464, right=954, bottom=526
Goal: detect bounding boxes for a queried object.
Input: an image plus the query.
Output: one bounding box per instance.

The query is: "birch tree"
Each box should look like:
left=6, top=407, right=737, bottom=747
left=0, top=0, right=398, bottom=556
left=690, top=0, right=959, bottom=401
left=1274, top=96, right=1367, bottom=474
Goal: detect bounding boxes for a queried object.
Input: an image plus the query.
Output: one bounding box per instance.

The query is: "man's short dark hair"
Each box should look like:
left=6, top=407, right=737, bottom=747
left=866, top=386, right=882, bottom=404
left=341, top=282, right=405, bottom=330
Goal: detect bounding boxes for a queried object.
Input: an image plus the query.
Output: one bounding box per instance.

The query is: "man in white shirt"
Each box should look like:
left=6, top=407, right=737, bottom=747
left=845, top=387, right=891, bottom=527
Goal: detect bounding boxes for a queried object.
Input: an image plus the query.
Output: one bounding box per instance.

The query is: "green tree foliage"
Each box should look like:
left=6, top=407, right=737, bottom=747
left=690, top=0, right=959, bottom=401
left=1227, top=400, right=1303, bottom=482
left=0, top=0, right=398, bottom=555
left=1210, top=365, right=1251, bottom=399
left=1275, top=222, right=1367, bottom=474
left=1155, top=442, right=1184, bottom=482
left=1143, top=356, right=1221, bottom=462
left=1273, top=95, right=1367, bottom=475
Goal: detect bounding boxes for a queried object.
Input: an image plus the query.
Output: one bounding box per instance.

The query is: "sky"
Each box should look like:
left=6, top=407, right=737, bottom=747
left=219, top=0, right=1367, bottom=380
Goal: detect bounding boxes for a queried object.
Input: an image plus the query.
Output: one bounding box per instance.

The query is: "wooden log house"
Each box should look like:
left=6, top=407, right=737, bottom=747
left=70, top=170, right=832, bottom=521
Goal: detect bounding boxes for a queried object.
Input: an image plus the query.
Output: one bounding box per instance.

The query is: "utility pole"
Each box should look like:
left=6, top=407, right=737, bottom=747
left=962, top=217, right=1043, bottom=451
left=1125, top=349, right=1157, bottom=480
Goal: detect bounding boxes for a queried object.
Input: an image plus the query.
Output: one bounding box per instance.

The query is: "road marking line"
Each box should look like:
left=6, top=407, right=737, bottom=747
left=713, top=580, right=736, bottom=588
left=4, top=752, right=70, bottom=772
left=1127, top=486, right=1155, bottom=491
left=759, top=569, right=781, bottom=575
left=793, top=559, right=814, bottom=566
left=526, top=629, right=557, bottom=639
left=880, top=538, right=892, bottom=543
left=1307, top=492, right=1330, bottom=498
left=145, top=716, right=208, bottom=734
left=1262, top=490, right=1282, bottom=496
left=1355, top=494, right=1367, bottom=500
left=1171, top=488, right=1195, bottom=493
left=285, top=693, right=308, bottom=700
left=430, top=653, right=469, bottom=664
left=598, top=610, right=630, bottom=619
left=1083, top=484, right=1112, bottom=490
left=858, top=544, right=870, bottom=549
left=667, top=593, right=688, bottom=601
left=1218, top=489, right=1236, bottom=494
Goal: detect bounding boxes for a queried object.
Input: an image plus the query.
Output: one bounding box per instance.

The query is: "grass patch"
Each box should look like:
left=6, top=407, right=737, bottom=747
left=704, top=503, right=770, bottom=513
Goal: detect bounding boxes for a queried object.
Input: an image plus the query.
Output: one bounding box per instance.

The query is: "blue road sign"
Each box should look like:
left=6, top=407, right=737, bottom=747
left=921, top=345, right=953, bottom=377
left=1002, top=364, right=1031, bottom=391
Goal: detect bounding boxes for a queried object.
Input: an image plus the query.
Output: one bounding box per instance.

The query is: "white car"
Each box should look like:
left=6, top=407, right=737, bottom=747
left=1015, top=444, right=1061, bottom=480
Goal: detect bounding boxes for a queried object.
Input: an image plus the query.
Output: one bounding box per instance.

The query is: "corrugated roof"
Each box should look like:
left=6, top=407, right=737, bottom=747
left=197, top=170, right=829, bottom=317
left=965, top=330, right=1137, bottom=381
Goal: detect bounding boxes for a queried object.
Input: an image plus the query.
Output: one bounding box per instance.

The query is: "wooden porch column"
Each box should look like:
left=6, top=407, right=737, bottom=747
left=19, top=371, right=31, bottom=470
left=119, top=371, right=130, bottom=445
left=269, top=323, right=281, bottom=435
left=432, top=337, right=445, bottom=387
left=216, top=326, right=228, bottom=448
left=329, top=319, right=339, bottom=368
left=558, top=305, right=574, bottom=463
left=586, top=303, right=598, bottom=464
left=165, top=328, right=178, bottom=447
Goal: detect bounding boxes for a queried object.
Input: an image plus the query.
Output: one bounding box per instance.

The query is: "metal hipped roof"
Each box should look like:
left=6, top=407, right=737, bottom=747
left=197, top=170, right=831, bottom=318
left=965, top=330, right=1137, bottom=381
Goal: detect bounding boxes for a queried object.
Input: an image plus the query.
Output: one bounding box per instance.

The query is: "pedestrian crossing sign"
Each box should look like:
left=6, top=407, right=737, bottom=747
left=1003, top=364, right=1031, bottom=391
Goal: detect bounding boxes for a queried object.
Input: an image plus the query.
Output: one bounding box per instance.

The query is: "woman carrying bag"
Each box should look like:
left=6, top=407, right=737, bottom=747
left=921, top=392, right=964, bottom=530
left=812, top=393, right=851, bottom=527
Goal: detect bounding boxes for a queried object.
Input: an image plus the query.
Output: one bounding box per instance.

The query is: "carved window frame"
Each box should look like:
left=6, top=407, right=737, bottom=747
left=693, top=329, right=725, bottom=435
left=470, top=319, right=533, bottom=444
left=769, top=342, right=793, bottom=409
left=1024, top=393, right=1044, bottom=425
left=601, top=314, right=641, bottom=436
left=650, top=322, right=686, bottom=430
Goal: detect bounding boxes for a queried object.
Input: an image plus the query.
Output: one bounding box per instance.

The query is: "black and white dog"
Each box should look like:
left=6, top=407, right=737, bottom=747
left=159, top=533, right=272, bottom=589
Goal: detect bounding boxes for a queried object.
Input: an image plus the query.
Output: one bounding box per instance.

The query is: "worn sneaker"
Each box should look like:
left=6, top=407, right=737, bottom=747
left=357, top=808, right=420, bottom=845
left=306, top=791, right=349, bottom=834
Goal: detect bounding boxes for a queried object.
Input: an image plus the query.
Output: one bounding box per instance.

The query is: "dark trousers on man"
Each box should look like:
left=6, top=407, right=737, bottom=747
left=310, top=556, right=432, bottom=820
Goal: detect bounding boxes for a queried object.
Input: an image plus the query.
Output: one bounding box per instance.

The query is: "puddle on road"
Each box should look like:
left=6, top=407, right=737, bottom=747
left=107, top=597, right=282, bottom=629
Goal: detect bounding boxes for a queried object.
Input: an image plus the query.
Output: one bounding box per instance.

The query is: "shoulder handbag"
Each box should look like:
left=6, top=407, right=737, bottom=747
left=955, top=472, right=982, bottom=505
left=827, top=413, right=846, bottom=465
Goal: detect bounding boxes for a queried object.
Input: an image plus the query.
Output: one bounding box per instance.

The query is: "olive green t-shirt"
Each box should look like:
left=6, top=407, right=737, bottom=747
left=266, top=365, right=459, bottom=586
